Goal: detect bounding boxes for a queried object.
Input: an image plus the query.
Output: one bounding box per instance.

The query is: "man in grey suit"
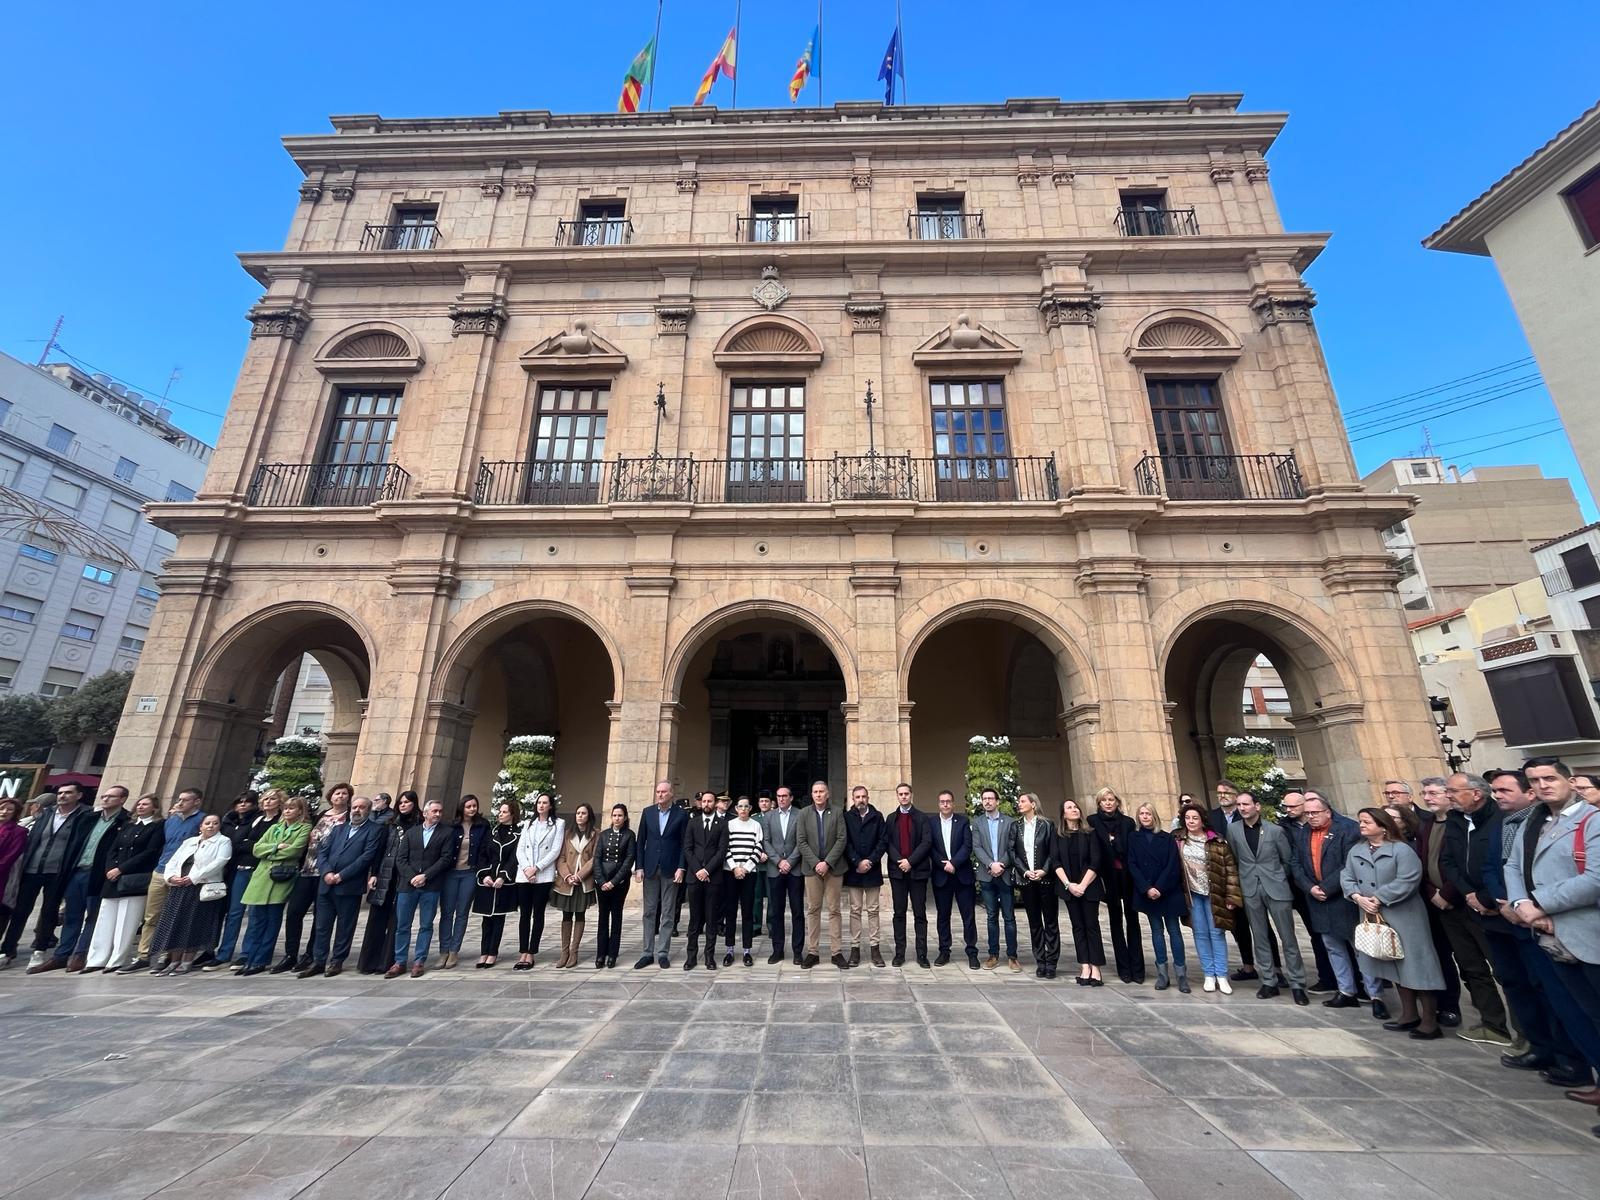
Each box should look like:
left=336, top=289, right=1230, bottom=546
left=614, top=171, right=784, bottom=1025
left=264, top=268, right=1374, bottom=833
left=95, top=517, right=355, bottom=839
left=1507, top=757, right=1600, bottom=1109
left=972, top=788, right=1019, bottom=970
left=795, top=780, right=848, bottom=969
left=761, top=785, right=805, bottom=965
left=1227, top=792, right=1309, bottom=1004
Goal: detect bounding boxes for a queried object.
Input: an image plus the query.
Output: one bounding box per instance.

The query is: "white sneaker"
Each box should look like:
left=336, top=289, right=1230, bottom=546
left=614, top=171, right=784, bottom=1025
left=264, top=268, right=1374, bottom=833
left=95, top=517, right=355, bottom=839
left=0, top=954, right=13, bottom=970
left=26, top=950, right=47, bottom=970
left=1217, top=975, right=1233, bottom=995
left=1203, top=975, right=1217, bottom=992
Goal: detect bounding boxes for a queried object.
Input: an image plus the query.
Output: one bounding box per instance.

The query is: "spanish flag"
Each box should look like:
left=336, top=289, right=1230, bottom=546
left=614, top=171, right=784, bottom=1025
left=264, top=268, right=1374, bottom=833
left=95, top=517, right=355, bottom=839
left=617, top=37, right=656, bottom=114
left=788, top=26, right=819, bottom=103
left=693, top=27, right=737, bottom=106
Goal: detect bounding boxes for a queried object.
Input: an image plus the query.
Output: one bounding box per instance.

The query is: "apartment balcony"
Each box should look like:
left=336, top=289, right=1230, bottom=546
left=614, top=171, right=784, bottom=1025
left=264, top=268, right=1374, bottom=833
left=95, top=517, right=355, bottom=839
left=1134, top=452, right=1306, bottom=501
left=474, top=453, right=1061, bottom=507
left=906, top=211, right=985, bottom=240
left=1543, top=566, right=1573, bottom=596
left=556, top=218, right=634, bottom=247
left=359, top=223, right=441, bottom=251
left=1115, top=207, right=1200, bottom=236
left=247, top=461, right=412, bottom=508
left=737, top=214, right=810, bottom=243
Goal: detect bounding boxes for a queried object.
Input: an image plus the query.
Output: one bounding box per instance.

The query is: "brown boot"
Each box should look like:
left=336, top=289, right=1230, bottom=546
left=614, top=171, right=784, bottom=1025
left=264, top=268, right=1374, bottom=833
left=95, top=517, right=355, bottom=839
left=556, top=920, right=573, bottom=969
left=64, top=955, right=88, bottom=974
left=566, top=917, right=585, bottom=968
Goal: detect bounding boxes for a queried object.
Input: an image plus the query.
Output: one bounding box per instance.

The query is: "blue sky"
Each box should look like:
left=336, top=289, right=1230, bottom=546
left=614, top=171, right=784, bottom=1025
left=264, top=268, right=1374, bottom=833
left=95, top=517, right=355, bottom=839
left=2, top=2, right=1596, bottom=513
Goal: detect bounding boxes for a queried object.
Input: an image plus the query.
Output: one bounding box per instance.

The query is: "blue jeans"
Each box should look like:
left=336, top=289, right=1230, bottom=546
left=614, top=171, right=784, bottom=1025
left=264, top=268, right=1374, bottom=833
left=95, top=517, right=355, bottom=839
left=979, top=878, right=1017, bottom=959
left=215, top=868, right=253, bottom=962
left=52, top=867, right=100, bottom=962
left=1187, top=894, right=1231, bottom=978
left=1321, top=932, right=1381, bottom=999
left=1144, top=909, right=1187, bottom=967
left=394, top=890, right=440, bottom=965
left=241, top=904, right=285, bottom=968
left=438, top=868, right=476, bottom=954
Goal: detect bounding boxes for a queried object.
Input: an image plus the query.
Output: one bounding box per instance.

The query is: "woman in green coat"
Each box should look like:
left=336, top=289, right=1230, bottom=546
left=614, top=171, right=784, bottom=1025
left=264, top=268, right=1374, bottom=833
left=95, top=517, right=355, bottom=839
left=237, top=793, right=311, bottom=975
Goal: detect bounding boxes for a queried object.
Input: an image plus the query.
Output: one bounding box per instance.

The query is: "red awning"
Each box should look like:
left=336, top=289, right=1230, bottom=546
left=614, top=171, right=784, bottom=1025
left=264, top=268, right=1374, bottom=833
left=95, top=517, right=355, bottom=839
left=43, top=771, right=102, bottom=788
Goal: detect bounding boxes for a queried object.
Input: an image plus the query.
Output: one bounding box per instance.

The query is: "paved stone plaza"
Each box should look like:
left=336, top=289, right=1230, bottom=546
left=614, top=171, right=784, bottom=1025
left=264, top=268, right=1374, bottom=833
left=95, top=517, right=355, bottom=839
left=4, top=929, right=1598, bottom=1200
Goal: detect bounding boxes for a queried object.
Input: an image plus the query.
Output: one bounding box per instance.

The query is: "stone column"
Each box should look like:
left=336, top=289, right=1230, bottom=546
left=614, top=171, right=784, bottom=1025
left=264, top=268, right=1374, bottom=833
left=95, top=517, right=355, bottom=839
left=845, top=518, right=903, bottom=803
left=1037, top=255, right=1117, bottom=493
left=410, top=267, right=508, bottom=498
left=322, top=729, right=360, bottom=791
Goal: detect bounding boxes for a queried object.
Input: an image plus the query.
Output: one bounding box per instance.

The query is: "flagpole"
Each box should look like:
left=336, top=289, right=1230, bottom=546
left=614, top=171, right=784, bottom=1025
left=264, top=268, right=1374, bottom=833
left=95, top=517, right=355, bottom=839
left=895, top=0, right=906, bottom=104
left=731, top=0, right=742, bottom=108
left=816, top=0, right=823, bottom=108
left=646, top=0, right=664, bottom=111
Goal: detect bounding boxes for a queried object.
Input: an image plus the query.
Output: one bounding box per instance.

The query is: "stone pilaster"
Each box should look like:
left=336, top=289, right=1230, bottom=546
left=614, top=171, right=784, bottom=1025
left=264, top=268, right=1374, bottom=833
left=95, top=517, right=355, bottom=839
left=845, top=519, right=903, bottom=801
left=1037, top=254, right=1117, bottom=492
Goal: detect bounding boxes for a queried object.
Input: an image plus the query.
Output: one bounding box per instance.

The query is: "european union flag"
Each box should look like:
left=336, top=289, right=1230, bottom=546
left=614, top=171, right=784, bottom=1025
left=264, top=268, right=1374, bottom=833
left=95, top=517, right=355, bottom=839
left=877, top=29, right=903, bottom=106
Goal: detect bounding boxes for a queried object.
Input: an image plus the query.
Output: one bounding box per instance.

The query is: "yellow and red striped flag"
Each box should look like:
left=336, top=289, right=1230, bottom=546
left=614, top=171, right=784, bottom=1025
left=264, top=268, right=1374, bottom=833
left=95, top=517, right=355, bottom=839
left=693, top=27, right=737, bottom=106
left=788, top=26, right=820, bottom=102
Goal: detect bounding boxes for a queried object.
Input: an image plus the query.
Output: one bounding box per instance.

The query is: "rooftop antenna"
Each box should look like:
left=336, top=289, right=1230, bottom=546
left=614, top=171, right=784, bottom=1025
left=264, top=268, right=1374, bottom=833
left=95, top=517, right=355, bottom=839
left=35, top=315, right=63, bottom=366
left=163, top=366, right=183, bottom=400
left=1419, top=425, right=1435, bottom=457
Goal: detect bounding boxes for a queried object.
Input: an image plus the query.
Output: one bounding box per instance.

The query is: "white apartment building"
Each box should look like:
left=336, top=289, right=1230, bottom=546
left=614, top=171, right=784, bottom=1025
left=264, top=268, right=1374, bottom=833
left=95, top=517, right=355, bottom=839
left=0, top=351, right=212, bottom=779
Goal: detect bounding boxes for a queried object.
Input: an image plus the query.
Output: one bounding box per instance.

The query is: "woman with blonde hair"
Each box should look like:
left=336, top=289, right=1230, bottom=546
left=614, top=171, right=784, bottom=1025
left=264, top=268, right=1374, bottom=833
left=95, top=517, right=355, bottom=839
left=237, top=793, right=311, bottom=976
left=1128, top=801, right=1189, bottom=992
left=1087, top=786, right=1144, bottom=984
left=85, top=793, right=164, bottom=973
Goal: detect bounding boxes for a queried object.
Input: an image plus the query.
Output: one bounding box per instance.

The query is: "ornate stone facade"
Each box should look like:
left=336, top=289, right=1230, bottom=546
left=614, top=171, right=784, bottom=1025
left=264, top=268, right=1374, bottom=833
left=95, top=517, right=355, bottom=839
left=106, top=96, right=1441, bottom=815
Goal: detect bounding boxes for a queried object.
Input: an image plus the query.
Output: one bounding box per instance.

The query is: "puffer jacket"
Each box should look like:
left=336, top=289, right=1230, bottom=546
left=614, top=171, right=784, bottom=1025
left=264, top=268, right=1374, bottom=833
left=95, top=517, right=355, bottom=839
left=1199, top=832, right=1243, bottom=931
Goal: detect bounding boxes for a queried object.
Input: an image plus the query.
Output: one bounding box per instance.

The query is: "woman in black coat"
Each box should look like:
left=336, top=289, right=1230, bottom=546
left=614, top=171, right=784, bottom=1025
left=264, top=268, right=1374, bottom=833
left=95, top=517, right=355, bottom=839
left=1054, top=799, right=1105, bottom=985
left=85, top=794, right=164, bottom=972
left=474, top=799, right=522, bottom=968
left=357, top=792, right=420, bottom=975
left=1088, top=788, right=1145, bottom=984
left=1127, top=802, right=1190, bottom=993
left=593, top=803, right=636, bottom=968
left=1010, top=792, right=1060, bottom=978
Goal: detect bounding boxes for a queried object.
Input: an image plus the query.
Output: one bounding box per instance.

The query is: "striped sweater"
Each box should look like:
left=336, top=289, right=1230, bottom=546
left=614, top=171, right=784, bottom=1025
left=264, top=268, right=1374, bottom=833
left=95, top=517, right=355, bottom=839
left=725, top=818, right=764, bottom=872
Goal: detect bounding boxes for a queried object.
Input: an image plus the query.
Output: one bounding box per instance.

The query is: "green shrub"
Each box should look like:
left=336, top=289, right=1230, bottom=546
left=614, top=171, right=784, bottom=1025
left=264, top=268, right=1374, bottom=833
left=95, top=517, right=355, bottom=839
left=492, top=734, right=556, bottom=807
left=252, top=734, right=323, bottom=797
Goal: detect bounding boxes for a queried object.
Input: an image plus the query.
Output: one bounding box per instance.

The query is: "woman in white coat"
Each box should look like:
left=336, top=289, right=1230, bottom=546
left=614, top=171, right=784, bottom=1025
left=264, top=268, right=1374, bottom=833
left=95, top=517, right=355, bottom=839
left=514, top=793, right=564, bottom=969
left=150, top=813, right=232, bottom=976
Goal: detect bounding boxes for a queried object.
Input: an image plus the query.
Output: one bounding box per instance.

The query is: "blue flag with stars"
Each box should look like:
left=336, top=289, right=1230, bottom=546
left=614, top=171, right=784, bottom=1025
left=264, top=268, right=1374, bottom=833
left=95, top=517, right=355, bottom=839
left=877, top=29, right=903, bottom=105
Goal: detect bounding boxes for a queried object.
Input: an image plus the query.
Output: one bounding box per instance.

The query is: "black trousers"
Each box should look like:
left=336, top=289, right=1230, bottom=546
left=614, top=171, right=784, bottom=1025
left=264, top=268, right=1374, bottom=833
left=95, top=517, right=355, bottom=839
left=719, top=870, right=740, bottom=944
left=890, top=876, right=929, bottom=957
left=1063, top=894, right=1106, bottom=966
left=933, top=880, right=977, bottom=956
left=597, top=883, right=629, bottom=959
left=1101, top=869, right=1145, bottom=980
left=518, top=881, right=553, bottom=954
left=283, top=875, right=319, bottom=961
left=480, top=914, right=507, bottom=957
left=1424, top=902, right=1463, bottom=1013
left=1483, top=925, right=1586, bottom=1071
left=685, top=873, right=721, bottom=954
left=311, top=892, right=361, bottom=966
left=357, top=896, right=397, bottom=973
left=719, top=873, right=757, bottom=950
left=767, top=872, right=805, bottom=954
left=1019, top=880, right=1060, bottom=967
left=1438, top=906, right=1509, bottom=1032
left=1, top=872, right=56, bottom=959
left=1290, top=883, right=1336, bottom=985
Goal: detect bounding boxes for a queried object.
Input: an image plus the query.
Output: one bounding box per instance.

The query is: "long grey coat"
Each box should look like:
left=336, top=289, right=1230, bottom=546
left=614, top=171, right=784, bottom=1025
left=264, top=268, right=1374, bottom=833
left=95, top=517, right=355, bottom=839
left=1339, top=839, right=1444, bottom=990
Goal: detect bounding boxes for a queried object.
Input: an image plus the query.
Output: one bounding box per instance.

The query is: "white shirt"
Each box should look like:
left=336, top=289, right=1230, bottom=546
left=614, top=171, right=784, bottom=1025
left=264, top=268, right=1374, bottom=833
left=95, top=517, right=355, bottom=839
left=940, top=815, right=954, bottom=857
left=1021, top=817, right=1038, bottom=871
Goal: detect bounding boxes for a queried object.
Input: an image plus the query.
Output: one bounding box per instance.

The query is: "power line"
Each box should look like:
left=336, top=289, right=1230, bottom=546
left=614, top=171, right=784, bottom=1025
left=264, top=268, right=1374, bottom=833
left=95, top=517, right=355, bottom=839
left=1348, top=381, right=1549, bottom=442
left=1453, top=426, right=1571, bottom=463
left=1345, top=372, right=1544, bottom=433
left=47, top=346, right=226, bottom=418
left=1340, top=356, right=1537, bottom=420
left=1427, top=418, right=1563, bottom=452
left=1346, top=379, right=1546, bottom=439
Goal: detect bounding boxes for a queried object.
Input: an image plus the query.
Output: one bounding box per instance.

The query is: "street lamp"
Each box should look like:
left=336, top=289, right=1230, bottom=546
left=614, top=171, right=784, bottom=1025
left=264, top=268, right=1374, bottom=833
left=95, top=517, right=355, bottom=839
left=650, top=381, right=667, bottom=458
left=1428, top=695, right=1473, bottom=772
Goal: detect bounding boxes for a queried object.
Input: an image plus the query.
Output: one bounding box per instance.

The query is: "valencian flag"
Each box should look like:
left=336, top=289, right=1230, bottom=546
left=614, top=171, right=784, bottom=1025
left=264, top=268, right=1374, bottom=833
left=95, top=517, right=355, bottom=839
left=877, top=27, right=903, bottom=105
left=788, top=25, right=820, bottom=103
left=693, top=27, right=737, bottom=106
left=617, top=37, right=657, bottom=114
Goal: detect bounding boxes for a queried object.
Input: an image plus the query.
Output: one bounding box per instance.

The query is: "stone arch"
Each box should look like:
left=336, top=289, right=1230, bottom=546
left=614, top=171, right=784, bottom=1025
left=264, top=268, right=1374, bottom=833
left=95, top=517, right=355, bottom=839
left=713, top=313, right=824, bottom=367
left=1125, top=307, right=1243, bottom=363
left=312, top=320, right=425, bottom=373
left=664, top=593, right=858, bottom=705
left=432, top=598, right=625, bottom=707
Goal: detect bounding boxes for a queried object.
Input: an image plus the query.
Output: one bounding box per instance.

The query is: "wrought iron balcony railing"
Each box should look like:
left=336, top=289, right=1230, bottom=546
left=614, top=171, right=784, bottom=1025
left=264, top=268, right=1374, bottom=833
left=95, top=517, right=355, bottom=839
left=737, top=214, right=810, bottom=243
left=474, top=453, right=1061, bottom=506
left=556, top=217, right=634, bottom=247
left=1114, top=207, right=1200, bottom=237
left=907, top=211, right=985, bottom=240
left=247, top=461, right=412, bottom=508
left=1134, top=452, right=1305, bottom=501
left=359, top=223, right=441, bottom=250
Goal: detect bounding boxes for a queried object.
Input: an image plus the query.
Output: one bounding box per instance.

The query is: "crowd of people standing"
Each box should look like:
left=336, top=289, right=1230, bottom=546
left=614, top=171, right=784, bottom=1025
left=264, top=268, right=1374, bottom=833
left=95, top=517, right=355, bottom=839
left=3, top=760, right=1599, bottom=1136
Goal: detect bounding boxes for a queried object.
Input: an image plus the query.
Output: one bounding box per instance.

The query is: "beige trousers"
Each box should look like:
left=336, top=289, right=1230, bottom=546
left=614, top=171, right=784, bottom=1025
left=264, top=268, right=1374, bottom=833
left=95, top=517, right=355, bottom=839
left=846, top=884, right=881, bottom=949
left=803, top=872, right=843, bottom=957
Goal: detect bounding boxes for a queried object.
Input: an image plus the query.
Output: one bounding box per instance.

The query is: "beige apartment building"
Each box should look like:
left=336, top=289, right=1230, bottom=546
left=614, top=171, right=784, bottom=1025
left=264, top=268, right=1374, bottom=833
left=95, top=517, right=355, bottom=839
left=103, top=95, right=1442, bottom=815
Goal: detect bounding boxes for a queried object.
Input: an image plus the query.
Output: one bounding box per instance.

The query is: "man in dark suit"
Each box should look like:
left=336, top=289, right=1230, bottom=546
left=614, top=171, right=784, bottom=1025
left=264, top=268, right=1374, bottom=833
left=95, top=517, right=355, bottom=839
left=30, top=784, right=129, bottom=974
left=886, top=782, right=933, bottom=967
left=388, top=800, right=457, bottom=978
left=635, top=780, right=688, bottom=969
left=844, top=785, right=888, bottom=968
left=302, top=795, right=384, bottom=977
left=930, top=789, right=979, bottom=969
left=683, top=790, right=728, bottom=970
left=795, top=780, right=848, bottom=968
left=5, top=784, right=94, bottom=969
left=761, top=784, right=805, bottom=965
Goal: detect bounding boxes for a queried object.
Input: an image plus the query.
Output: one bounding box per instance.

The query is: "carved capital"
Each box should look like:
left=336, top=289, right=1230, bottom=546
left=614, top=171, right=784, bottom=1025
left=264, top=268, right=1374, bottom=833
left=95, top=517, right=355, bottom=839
left=330, top=185, right=355, bottom=202
left=1245, top=164, right=1270, bottom=182
left=1039, top=293, right=1100, bottom=328
left=675, top=175, right=699, bottom=192
left=247, top=302, right=310, bottom=342
left=298, top=182, right=323, bottom=203
left=655, top=304, right=694, bottom=335
left=1016, top=169, right=1040, bottom=187
left=851, top=171, right=873, bottom=190
left=1252, top=294, right=1316, bottom=328
left=1050, top=169, right=1075, bottom=188
left=1209, top=165, right=1236, bottom=184
left=845, top=302, right=885, bottom=334
left=480, top=181, right=504, bottom=198
left=449, top=303, right=507, bottom=338
left=513, top=179, right=537, bottom=197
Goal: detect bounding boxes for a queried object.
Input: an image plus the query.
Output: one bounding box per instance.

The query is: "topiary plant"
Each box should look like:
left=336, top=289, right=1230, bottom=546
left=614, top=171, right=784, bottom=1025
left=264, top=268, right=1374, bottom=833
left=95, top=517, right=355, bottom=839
left=1224, top=735, right=1287, bottom=818
left=251, top=734, right=323, bottom=797
left=964, top=734, right=1020, bottom=820
left=492, top=734, right=556, bottom=808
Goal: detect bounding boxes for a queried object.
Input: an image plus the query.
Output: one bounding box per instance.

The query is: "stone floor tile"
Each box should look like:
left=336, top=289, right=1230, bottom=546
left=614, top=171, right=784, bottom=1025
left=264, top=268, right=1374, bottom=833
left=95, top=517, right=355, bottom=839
left=588, top=1022, right=679, bottom=1050
left=1124, top=1149, right=1296, bottom=1200
left=740, top=1092, right=862, bottom=1144
left=151, top=1083, right=318, bottom=1134
left=995, top=1147, right=1156, bottom=1200
left=674, top=1022, right=764, bottom=1051
left=845, top=1023, right=939, bottom=1055
left=437, top=1139, right=609, bottom=1200
left=1260, top=1028, right=1384, bottom=1058
left=863, top=1145, right=1010, bottom=1200
left=1302, top=1101, right=1463, bottom=1152
left=851, top=1053, right=956, bottom=1093
left=1102, top=1027, right=1197, bottom=1056
left=928, top=1023, right=1031, bottom=1055
left=1133, top=1056, right=1284, bottom=1098
left=844, top=1000, right=913, bottom=1023
left=296, top=1135, right=491, bottom=1200
left=445, top=1049, right=574, bottom=1088
left=857, top=1091, right=977, bottom=1145
left=726, top=1144, right=869, bottom=1200
left=1250, top=1150, right=1446, bottom=1200
left=550, top=1049, right=666, bottom=1089
left=946, top=1053, right=1063, bottom=1095
left=409, top=1018, right=529, bottom=1048
left=1434, top=1097, right=1600, bottom=1152
left=1499, top=1098, right=1600, bottom=1140
left=1186, top=1100, right=1359, bottom=1151
left=3, top=1133, right=245, bottom=1200
left=1382, top=1151, right=1565, bottom=1196
left=146, top=1134, right=369, bottom=1199
left=1509, top=1152, right=1600, bottom=1187
left=968, top=1093, right=1106, bottom=1147
left=1037, top=1054, right=1169, bottom=1102
left=658, top=1050, right=762, bottom=1089
left=1190, top=1028, right=1304, bottom=1057
left=1322, top=1059, right=1465, bottom=1099
left=496, top=1020, right=600, bottom=1052
left=427, top=1086, right=544, bottom=1135
left=1086, top=1101, right=1237, bottom=1152
left=0, top=1127, right=126, bottom=1197
left=40, top=1079, right=233, bottom=1130
left=584, top=1141, right=739, bottom=1199
left=772, top=999, right=845, bottom=1024
left=1231, top=1056, right=1383, bottom=1098
left=281, top=1084, right=434, bottom=1136
left=618, top=1089, right=748, bottom=1143
left=501, top=1089, right=643, bottom=1141
left=753, top=1052, right=852, bottom=1092
left=764, top=1023, right=848, bottom=1052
